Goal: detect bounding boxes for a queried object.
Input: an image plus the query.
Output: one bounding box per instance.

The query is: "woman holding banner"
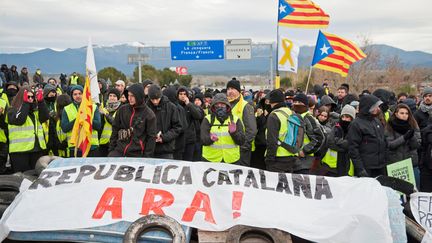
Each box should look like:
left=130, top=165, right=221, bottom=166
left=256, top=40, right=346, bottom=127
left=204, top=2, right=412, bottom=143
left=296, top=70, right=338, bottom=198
left=385, top=103, right=421, bottom=187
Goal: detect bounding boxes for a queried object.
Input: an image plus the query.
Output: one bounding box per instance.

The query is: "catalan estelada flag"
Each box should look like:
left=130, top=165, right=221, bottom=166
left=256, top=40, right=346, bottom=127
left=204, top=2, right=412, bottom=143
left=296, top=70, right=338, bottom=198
left=278, top=0, right=329, bottom=29
left=69, top=38, right=97, bottom=157
left=311, top=31, right=366, bottom=77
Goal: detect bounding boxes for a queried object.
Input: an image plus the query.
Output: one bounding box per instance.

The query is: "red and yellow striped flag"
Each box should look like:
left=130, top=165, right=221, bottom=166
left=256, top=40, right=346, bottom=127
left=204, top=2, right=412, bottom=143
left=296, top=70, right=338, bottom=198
left=278, top=0, right=330, bottom=29
left=311, top=31, right=366, bottom=77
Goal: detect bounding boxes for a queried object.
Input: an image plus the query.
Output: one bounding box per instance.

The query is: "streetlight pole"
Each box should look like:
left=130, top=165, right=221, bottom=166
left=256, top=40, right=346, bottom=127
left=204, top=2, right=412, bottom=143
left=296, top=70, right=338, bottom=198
left=138, top=46, right=142, bottom=83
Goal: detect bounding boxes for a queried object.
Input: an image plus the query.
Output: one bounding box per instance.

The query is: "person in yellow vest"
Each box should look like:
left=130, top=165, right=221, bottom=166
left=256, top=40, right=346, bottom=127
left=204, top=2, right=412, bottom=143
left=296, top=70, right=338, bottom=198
left=7, top=86, right=49, bottom=172
left=321, top=105, right=356, bottom=177
left=226, top=78, right=257, bottom=166
left=291, top=93, right=326, bottom=175
left=1, top=81, right=19, bottom=106
left=201, top=93, right=245, bottom=164
left=54, top=94, right=72, bottom=157
left=42, top=84, right=59, bottom=155
left=61, top=85, right=101, bottom=157
left=0, top=97, right=8, bottom=174
left=69, top=72, right=79, bottom=86
left=99, top=88, right=121, bottom=157
left=47, top=78, right=63, bottom=95
left=265, top=89, right=299, bottom=172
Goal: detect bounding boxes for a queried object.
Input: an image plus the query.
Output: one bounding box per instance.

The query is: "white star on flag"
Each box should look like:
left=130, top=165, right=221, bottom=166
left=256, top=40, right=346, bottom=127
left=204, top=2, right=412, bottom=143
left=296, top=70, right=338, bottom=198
left=320, top=44, right=330, bottom=55
left=279, top=4, right=286, bottom=14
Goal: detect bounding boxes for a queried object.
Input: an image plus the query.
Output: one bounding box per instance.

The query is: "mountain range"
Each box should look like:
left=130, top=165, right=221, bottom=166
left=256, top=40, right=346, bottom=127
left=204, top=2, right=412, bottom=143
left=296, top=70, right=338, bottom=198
left=1, top=43, right=431, bottom=76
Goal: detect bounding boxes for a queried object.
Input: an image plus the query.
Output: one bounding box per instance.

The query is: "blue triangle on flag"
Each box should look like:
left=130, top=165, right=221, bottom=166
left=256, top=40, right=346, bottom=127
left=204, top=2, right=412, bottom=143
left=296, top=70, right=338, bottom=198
left=278, top=0, right=295, bottom=21
left=311, top=31, right=335, bottom=66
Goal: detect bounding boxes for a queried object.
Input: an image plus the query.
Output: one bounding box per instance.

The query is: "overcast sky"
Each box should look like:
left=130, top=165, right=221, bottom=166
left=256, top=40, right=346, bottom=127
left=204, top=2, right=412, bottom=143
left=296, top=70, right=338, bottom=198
left=1, top=0, right=431, bottom=54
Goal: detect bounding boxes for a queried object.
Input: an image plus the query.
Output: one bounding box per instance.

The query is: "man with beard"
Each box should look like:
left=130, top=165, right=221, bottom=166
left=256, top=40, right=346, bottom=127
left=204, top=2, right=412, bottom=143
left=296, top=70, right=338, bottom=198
left=348, top=94, right=387, bottom=177
left=321, top=105, right=356, bottom=177
left=291, top=93, right=325, bottom=174
left=99, top=88, right=122, bottom=157
left=226, top=78, right=257, bottom=166
left=201, top=93, right=245, bottom=164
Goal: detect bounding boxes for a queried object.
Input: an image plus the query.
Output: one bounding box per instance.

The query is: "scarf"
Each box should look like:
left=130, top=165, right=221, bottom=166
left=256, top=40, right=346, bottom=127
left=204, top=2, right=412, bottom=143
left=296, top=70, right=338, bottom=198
left=419, top=102, right=432, bottom=117
left=389, top=117, right=411, bottom=135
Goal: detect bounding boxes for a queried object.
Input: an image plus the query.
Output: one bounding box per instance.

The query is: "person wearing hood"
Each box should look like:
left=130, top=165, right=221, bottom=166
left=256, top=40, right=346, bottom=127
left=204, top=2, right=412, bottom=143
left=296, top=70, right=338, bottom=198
left=319, top=95, right=339, bottom=127
left=348, top=94, right=387, bottom=177
left=33, top=68, right=44, bottom=87
left=1, top=81, right=19, bottom=106
left=321, top=105, right=356, bottom=177
left=385, top=103, right=421, bottom=188
left=291, top=93, right=326, bottom=174
left=142, top=79, right=153, bottom=104
left=42, top=84, right=59, bottom=156
left=373, top=88, right=394, bottom=122
left=147, top=85, right=182, bottom=159
left=193, top=92, right=206, bottom=161
left=7, top=65, right=19, bottom=82
left=108, top=84, right=157, bottom=157
left=54, top=94, right=72, bottom=157
left=177, top=86, right=204, bottom=161
left=201, top=93, right=245, bottom=164
left=19, top=67, right=30, bottom=86
left=99, top=88, right=122, bottom=157
left=414, top=87, right=432, bottom=191
left=264, top=89, right=300, bottom=172
left=226, top=78, right=257, bottom=166
left=251, top=91, right=272, bottom=170
left=163, top=86, right=187, bottom=160
left=7, top=86, right=49, bottom=172
left=61, top=85, right=101, bottom=157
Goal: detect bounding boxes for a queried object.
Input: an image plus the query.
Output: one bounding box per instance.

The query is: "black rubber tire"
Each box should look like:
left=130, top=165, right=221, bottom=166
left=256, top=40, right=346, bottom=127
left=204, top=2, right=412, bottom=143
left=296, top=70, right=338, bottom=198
left=0, top=191, right=18, bottom=204
left=226, top=225, right=291, bottom=243
left=0, top=175, right=23, bottom=192
left=35, top=155, right=61, bottom=175
left=123, top=215, right=186, bottom=243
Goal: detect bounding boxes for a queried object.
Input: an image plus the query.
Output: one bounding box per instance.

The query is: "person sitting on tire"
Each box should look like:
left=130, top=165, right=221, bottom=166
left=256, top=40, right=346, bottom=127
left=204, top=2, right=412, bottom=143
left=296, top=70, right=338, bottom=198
left=7, top=86, right=49, bottom=172
left=201, top=93, right=245, bottom=164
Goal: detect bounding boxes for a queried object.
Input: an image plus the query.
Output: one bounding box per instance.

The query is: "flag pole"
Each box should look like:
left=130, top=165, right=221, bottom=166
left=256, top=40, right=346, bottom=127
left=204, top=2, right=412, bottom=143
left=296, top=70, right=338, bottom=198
left=305, top=66, right=313, bottom=94
left=275, top=1, right=280, bottom=90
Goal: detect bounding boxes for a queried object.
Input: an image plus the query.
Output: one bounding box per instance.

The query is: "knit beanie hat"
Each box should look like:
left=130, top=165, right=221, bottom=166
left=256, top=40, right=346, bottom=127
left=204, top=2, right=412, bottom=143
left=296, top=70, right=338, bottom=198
left=107, top=87, right=121, bottom=100
left=226, top=78, right=241, bottom=93
left=341, top=105, right=356, bottom=119
left=293, top=93, right=309, bottom=106
left=269, top=89, right=285, bottom=104
left=423, top=86, right=432, bottom=97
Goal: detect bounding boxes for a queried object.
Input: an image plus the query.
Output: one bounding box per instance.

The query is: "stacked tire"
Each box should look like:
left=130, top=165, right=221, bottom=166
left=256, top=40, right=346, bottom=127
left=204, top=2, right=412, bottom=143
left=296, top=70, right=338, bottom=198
left=0, top=174, right=23, bottom=218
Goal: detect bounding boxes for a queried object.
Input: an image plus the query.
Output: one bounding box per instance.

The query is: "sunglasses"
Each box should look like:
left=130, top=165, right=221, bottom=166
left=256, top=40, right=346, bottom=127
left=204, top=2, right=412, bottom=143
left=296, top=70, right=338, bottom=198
left=27, top=95, right=34, bottom=99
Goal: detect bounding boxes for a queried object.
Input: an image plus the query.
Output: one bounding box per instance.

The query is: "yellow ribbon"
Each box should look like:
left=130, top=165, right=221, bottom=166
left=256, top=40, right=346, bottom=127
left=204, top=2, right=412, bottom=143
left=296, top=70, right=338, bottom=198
left=279, top=38, right=294, bottom=67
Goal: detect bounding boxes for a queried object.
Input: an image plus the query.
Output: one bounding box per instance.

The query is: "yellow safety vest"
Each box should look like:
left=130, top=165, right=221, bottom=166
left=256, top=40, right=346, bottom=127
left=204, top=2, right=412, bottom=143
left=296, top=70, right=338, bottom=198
left=202, top=115, right=241, bottom=163
left=64, top=103, right=99, bottom=148
left=322, top=149, right=354, bottom=176
left=70, top=76, right=79, bottom=85
left=384, top=111, right=390, bottom=122
left=271, top=107, right=297, bottom=157
left=100, top=110, right=116, bottom=145
left=231, top=97, right=255, bottom=151
left=0, top=99, right=7, bottom=143
left=8, top=111, right=46, bottom=153
left=0, top=93, right=10, bottom=107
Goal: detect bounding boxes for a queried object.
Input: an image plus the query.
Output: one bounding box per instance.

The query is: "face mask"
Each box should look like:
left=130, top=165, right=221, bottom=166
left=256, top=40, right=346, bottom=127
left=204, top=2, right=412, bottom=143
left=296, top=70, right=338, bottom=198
left=285, top=101, right=292, bottom=108
left=340, top=120, right=351, bottom=132
left=45, top=96, right=56, bottom=103
left=215, top=106, right=228, bottom=119
left=6, top=89, right=18, bottom=97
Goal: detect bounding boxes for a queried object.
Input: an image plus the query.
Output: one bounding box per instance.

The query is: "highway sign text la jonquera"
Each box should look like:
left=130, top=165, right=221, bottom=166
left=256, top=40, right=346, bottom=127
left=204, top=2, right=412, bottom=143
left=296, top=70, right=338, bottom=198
left=170, top=40, right=224, bottom=60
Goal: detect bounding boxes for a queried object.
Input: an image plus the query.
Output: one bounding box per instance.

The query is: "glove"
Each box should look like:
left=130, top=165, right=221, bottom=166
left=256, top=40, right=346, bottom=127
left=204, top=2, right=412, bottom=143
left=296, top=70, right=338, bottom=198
left=23, top=89, right=31, bottom=103
left=228, top=121, right=236, bottom=133
left=357, top=169, right=369, bottom=178
left=118, top=128, right=133, bottom=141
left=36, top=88, right=44, bottom=102
left=210, top=133, right=218, bottom=142
left=403, top=128, right=414, bottom=140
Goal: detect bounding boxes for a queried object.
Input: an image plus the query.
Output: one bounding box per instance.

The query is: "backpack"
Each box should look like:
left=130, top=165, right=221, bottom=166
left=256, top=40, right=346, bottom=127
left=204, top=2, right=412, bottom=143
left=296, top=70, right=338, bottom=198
left=275, top=109, right=305, bottom=154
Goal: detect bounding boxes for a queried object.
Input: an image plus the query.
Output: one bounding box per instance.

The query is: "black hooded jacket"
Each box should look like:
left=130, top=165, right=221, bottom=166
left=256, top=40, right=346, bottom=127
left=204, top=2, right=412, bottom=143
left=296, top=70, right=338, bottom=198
left=163, top=87, right=187, bottom=152
left=347, top=95, right=387, bottom=172
left=147, top=95, right=182, bottom=155
left=109, top=84, right=157, bottom=157
left=177, top=86, right=204, bottom=144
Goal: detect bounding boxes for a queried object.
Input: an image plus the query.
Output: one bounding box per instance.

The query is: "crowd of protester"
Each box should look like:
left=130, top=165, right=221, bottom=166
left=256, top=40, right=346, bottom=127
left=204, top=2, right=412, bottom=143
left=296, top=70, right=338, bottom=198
left=1, top=64, right=431, bottom=192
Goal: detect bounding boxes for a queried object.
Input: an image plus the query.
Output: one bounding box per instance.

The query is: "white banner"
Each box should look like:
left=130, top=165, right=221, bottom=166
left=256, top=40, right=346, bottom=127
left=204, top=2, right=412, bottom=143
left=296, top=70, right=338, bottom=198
left=0, top=158, right=392, bottom=243
left=278, top=36, right=299, bottom=73
left=410, top=192, right=432, bottom=236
